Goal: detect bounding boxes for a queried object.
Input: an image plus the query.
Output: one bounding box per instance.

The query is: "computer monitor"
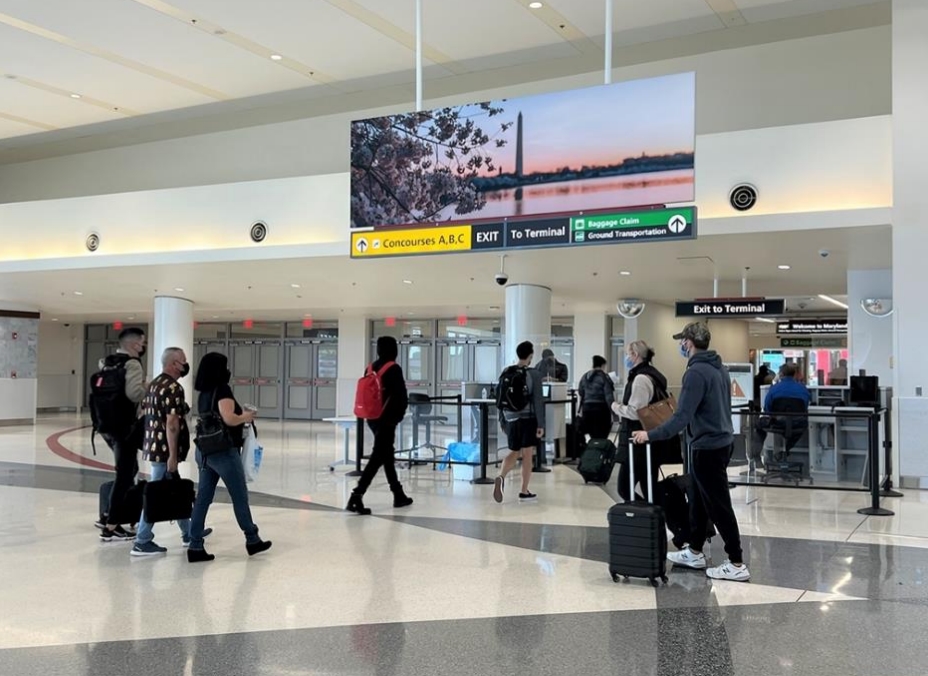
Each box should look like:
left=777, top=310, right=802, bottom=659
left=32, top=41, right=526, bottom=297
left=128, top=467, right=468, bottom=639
left=849, top=375, right=879, bottom=408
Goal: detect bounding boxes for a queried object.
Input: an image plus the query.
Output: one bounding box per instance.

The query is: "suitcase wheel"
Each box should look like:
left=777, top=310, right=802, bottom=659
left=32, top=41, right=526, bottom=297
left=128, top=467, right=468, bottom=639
left=649, top=577, right=659, bottom=588
left=611, top=573, right=620, bottom=583
left=661, top=575, right=669, bottom=584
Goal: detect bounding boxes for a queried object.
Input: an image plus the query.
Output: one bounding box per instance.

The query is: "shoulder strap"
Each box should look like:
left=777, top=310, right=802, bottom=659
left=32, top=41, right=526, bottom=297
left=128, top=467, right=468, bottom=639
left=376, top=361, right=396, bottom=378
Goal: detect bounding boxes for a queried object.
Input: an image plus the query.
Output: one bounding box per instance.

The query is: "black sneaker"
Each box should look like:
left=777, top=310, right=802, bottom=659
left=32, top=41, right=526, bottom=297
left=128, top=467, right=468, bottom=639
left=94, top=520, right=106, bottom=530
left=99, top=526, right=133, bottom=542
left=518, top=492, right=538, bottom=501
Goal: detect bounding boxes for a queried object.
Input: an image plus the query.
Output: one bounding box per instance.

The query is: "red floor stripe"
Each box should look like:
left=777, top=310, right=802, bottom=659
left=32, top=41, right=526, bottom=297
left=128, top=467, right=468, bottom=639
left=45, top=426, right=114, bottom=472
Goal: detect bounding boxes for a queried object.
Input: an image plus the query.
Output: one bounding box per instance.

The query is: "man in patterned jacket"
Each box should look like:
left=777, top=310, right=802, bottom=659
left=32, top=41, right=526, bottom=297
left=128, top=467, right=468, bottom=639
left=131, top=347, right=208, bottom=556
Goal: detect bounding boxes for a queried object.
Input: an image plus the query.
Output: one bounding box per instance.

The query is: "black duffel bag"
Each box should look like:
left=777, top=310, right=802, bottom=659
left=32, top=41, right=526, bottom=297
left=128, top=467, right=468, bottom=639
left=143, top=473, right=195, bottom=523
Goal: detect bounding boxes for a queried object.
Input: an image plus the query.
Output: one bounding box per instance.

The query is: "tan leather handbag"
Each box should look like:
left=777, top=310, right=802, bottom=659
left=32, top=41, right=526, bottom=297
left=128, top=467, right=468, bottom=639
left=637, top=393, right=677, bottom=431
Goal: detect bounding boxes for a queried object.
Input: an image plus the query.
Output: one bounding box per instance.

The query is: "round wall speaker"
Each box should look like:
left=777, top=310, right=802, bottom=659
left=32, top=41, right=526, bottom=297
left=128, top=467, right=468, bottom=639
left=729, top=184, right=758, bottom=212
left=250, top=221, right=268, bottom=243
left=86, top=233, right=100, bottom=252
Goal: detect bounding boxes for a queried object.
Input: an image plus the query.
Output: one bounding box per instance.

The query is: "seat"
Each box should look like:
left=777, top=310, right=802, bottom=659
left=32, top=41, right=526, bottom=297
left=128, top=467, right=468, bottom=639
left=406, top=393, right=449, bottom=462
left=760, top=396, right=809, bottom=486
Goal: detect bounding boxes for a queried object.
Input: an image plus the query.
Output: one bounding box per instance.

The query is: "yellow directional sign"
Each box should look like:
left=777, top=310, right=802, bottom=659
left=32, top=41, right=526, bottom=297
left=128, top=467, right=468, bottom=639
left=351, top=225, right=472, bottom=258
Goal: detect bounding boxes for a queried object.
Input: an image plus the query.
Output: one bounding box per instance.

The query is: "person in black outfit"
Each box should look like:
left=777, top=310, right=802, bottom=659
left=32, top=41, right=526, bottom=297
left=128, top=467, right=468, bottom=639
left=535, top=349, right=569, bottom=383
left=347, top=336, right=413, bottom=516
left=612, top=340, right=680, bottom=501
left=577, top=355, right=614, bottom=439
left=187, top=352, right=271, bottom=563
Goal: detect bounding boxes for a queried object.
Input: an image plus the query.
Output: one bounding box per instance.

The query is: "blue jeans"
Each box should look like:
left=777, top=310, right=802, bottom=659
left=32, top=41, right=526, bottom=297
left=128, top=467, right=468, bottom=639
left=135, top=462, right=189, bottom=545
left=188, top=448, right=259, bottom=551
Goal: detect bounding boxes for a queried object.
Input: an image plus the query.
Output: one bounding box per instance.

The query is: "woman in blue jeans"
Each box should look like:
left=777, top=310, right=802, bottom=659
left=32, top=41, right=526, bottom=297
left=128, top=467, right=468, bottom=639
left=187, top=352, right=272, bottom=563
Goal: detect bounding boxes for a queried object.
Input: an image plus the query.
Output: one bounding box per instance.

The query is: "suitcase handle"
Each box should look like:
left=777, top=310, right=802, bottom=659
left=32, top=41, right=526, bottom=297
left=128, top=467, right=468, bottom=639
left=627, top=440, right=654, bottom=504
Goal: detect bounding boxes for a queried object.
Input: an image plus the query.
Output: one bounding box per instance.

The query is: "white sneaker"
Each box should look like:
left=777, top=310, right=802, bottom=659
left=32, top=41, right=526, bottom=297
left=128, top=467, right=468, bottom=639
left=706, top=560, right=751, bottom=582
left=667, top=546, right=707, bottom=570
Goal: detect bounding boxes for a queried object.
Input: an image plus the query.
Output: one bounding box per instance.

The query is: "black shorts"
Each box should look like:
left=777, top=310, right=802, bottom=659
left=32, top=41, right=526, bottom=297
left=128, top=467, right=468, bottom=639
left=507, top=417, right=539, bottom=452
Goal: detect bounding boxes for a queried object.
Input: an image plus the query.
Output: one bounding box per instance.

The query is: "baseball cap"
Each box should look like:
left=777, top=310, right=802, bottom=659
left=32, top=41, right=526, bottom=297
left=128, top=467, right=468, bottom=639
left=673, top=322, right=711, bottom=344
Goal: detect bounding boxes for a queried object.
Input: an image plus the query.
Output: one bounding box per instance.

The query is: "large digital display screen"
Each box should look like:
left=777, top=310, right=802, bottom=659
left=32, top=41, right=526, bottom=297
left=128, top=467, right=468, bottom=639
left=350, top=72, right=696, bottom=229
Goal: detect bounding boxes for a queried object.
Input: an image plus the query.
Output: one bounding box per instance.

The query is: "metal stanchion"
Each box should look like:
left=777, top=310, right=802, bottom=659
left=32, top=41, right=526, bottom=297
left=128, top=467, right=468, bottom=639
left=472, top=403, right=494, bottom=485
left=880, top=407, right=903, bottom=498
left=858, top=410, right=894, bottom=516
left=346, top=416, right=364, bottom=477
left=456, top=394, right=464, bottom=445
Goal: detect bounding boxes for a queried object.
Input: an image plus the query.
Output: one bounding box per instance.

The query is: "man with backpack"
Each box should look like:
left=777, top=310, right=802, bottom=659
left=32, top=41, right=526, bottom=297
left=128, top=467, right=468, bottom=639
left=346, top=336, right=413, bottom=515
left=494, top=340, right=546, bottom=503
left=92, top=327, right=147, bottom=542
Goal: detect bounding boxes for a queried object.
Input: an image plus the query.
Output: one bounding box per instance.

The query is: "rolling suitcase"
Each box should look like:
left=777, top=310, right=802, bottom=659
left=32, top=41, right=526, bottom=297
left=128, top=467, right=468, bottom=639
left=608, top=441, right=667, bottom=587
left=578, top=437, right=617, bottom=484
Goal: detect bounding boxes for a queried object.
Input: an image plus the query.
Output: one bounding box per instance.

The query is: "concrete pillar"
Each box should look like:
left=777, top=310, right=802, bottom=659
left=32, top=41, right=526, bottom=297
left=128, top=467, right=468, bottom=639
left=504, top=284, right=551, bottom=366
left=848, top=269, right=893, bottom=383
left=892, top=0, right=928, bottom=481
left=151, top=296, right=194, bottom=394
left=336, top=315, right=370, bottom=416
left=574, top=309, right=610, bottom=377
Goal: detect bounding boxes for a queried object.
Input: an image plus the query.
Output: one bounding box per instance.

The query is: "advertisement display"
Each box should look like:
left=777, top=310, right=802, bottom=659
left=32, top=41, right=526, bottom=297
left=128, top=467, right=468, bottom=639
left=350, top=72, right=696, bottom=230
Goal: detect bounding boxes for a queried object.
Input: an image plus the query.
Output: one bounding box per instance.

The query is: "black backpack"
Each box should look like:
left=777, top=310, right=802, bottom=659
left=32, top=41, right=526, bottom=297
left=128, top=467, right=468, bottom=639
left=89, top=355, right=138, bottom=450
left=496, top=366, right=530, bottom=413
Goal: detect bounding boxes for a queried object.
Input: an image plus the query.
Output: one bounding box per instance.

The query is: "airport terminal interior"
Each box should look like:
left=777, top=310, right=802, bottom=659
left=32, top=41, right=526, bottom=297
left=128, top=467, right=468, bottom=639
left=1, top=0, right=927, bottom=674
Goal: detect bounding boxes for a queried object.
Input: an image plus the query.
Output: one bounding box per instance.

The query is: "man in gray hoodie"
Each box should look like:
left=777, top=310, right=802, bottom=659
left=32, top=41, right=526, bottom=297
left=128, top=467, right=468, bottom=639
left=633, top=322, right=749, bottom=582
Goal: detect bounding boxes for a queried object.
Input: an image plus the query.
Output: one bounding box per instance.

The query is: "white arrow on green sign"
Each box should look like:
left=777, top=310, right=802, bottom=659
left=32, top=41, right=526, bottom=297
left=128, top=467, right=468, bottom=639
left=570, top=207, right=696, bottom=244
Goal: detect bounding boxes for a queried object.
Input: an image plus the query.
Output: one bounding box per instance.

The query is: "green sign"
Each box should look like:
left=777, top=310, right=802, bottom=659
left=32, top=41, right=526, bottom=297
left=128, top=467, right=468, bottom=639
left=781, top=337, right=847, bottom=349
left=571, top=207, right=696, bottom=244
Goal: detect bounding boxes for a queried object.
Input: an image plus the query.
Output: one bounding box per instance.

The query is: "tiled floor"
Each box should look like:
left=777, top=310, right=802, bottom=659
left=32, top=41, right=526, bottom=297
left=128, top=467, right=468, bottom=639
left=0, top=414, right=922, bottom=675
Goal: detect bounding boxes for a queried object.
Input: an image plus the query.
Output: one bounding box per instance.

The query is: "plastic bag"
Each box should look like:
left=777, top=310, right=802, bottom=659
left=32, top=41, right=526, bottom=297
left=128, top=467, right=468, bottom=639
left=242, top=426, right=263, bottom=482
left=437, top=442, right=480, bottom=471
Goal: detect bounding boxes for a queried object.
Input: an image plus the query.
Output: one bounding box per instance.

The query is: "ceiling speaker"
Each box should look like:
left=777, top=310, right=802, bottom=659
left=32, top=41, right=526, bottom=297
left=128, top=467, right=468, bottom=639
left=729, top=183, right=758, bottom=212
left=86, top=233, right=100, bottom=252
left=250, top=221, right=268, bottom=243
left=616, top=300, right=646, bottom=319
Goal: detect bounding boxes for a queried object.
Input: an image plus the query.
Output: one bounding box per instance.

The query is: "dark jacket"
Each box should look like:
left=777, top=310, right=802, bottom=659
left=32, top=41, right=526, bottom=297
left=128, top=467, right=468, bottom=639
left=622, top=363, right=667, bottom=406
left=648, top=350, right=733, bottom=451
left=535, top=358, right=568, bottom=384
left=371, top=358, right=408, bottom=425
left=578, top=369, right=615, bottom=407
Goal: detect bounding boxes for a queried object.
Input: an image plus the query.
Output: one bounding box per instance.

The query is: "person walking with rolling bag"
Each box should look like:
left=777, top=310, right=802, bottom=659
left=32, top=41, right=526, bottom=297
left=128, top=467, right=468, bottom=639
left=612, top=340, right=680, bottom=501
left=187, top=352, right=271, bottom=563
left=632, top=322, right=750, bottom=582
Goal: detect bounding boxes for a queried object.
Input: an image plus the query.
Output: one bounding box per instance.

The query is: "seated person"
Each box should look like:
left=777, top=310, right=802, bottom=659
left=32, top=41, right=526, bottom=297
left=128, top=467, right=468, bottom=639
left=828, top=359, right=849, bottom=386
left=756, top=363, right=810, bottom=449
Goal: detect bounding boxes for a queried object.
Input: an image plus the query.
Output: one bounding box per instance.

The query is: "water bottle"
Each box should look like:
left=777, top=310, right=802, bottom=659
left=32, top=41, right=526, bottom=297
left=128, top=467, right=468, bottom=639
left=481, top=387, right=488, bottom=400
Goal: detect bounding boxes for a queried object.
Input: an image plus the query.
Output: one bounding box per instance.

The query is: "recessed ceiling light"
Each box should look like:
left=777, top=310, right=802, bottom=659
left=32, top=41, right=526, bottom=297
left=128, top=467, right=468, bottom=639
left=619, top=271, right=631, bottom=276
left=407, top=312, right=415, bottom=316
left=489, top=306, right=500, bottom=311
left=70, top=93, right=81, bottom=99
left=270, top=54, right=283, bottom=61
left=73, top=291, right=83, bottom=296
left=174, top=287, right=185, bottom=292
left=51, top=318, right=58, bottom=322
left=818, top=294, right=849, bottom=310
left=778, top=264, right=791, bottom=270
left=403, top=280, right=413, bottom=285
left=290, top=283, right=301, bottom=289
left=212, top=315, right=219, bottom=319
left=754, top=317, right=776, bottom=324
left=529, top=1, right=543, bottom=8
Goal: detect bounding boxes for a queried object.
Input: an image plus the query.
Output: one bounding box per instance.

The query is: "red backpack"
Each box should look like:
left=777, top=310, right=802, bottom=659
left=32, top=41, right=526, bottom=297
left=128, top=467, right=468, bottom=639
left=354, top=361, right=395, bottom=420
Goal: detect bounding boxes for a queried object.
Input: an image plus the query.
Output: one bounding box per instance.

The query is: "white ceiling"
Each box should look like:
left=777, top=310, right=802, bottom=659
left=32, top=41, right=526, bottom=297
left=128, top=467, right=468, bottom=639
left=0, top=225, right=890, bottom=323
left=0, top=0, right=887, bottom=150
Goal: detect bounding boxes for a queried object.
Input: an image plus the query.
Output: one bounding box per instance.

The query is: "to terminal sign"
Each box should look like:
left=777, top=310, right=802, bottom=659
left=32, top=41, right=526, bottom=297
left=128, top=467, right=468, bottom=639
left=676, top=298, right=785, bottom=317
left=350, top=206, right=697, bottom=258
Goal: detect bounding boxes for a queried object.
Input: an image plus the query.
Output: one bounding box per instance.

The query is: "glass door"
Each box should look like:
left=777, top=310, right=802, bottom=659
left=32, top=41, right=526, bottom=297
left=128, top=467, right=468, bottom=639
left=402, top=341, right=433, bottom=398
left=254, top=341, right=282, bottom=418
left=437, top=341, right=467, bottom=426
left=230, top=342, right=256, bottom=408
left=312, top=342, right=338, bottom=419
left=284, top=341, right=313, bottom=420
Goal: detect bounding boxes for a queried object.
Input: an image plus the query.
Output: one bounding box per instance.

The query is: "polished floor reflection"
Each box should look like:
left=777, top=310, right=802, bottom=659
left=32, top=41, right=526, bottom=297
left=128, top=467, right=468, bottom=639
left=0, top=415, right=924, bottom=675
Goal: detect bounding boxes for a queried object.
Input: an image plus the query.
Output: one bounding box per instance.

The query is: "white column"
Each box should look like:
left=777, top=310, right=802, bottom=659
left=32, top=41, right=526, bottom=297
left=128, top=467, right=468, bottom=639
left=504, top=284, right=551, bottom=366
left=336, top=315, right=370, bottom=416
left=848, top=269, right=893, bottom=383
left=893, top=0, right=928, bottom=480
left=574, top=309, right=610, bottom=376
left=152, top=296, right=194, bottom=393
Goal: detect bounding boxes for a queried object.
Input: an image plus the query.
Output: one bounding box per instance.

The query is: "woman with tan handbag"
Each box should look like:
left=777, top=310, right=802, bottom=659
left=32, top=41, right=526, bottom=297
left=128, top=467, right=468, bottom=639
left=612, top=340, right=682, bottom=500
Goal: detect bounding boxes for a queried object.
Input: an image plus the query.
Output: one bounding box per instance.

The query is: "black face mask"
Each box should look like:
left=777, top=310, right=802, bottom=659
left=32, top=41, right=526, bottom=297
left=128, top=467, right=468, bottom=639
left=180, top=363, right=190, bottom=378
